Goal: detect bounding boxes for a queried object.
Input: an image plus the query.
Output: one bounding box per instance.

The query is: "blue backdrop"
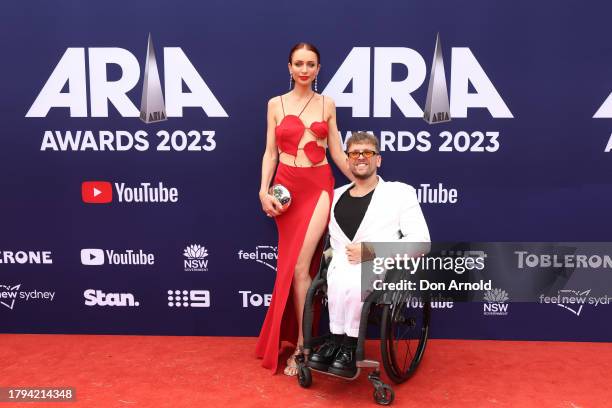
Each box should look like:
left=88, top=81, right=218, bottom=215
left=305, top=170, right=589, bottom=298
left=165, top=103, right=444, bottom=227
left=1, top=0, right=611, bottom=341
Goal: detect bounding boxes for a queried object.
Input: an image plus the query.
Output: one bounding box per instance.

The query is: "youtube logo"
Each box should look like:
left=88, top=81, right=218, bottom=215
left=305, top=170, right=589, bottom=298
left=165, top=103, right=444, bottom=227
left=81, top=249, right=105, bottom=266
left=80, top=248, right=154, bottom=266
left=82, top=181, right=112, bottom=204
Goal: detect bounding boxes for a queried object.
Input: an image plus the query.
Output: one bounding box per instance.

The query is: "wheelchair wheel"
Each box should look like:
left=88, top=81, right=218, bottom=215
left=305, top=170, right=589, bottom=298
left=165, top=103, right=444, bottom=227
left=373, top=383, right=395, bottom=405
left=380, top=298, right=430, bottom=384
left=297, top=364, right=312, bottom=388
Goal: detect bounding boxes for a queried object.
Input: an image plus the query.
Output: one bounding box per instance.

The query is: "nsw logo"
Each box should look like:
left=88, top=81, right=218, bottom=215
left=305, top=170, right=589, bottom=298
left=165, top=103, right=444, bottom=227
left=183, top=244, right=209, bottom=272
left=483, top=288, right=509, bottom=316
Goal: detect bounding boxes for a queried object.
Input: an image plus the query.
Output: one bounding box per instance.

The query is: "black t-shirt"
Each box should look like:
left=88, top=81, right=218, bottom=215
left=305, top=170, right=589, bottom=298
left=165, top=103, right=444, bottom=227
left=334, top=187, right=375, bottom=241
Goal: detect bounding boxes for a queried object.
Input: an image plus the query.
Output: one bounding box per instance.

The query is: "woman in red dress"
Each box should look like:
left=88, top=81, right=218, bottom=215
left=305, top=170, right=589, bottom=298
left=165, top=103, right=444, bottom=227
left=256, top=43, right=352, bottom=375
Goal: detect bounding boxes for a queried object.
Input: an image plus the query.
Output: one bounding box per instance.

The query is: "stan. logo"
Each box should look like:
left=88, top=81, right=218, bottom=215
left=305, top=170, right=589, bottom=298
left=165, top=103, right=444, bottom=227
left=183, top=244, right=209, bottom=272
left=483, top=288, right=509, bottom=316
left=84, top=289, right=140, bottom=307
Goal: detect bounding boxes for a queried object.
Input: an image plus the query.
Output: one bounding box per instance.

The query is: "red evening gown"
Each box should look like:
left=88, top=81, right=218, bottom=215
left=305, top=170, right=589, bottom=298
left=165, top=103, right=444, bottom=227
left=255, top=95, right=335, bottom=373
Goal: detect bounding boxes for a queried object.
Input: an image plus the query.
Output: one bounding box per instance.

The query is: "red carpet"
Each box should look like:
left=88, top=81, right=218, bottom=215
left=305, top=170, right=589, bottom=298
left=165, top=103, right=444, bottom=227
left=0, top=335, right=610, bottom=407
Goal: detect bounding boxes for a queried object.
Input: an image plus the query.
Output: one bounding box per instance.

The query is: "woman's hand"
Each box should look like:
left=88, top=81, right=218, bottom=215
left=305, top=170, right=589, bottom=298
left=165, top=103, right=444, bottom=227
left=260, top=192, right=283, bottom=217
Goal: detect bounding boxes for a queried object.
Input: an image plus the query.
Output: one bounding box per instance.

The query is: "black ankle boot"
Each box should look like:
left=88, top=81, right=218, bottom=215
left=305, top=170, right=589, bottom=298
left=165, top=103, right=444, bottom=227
left=308, top=335, right=342, bottom=371
left=328, top=342, right=357, bottom=378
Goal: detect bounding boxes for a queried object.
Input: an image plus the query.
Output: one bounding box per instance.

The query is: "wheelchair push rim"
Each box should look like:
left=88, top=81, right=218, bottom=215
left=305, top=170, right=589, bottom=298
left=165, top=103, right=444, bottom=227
left=380, top=297, right=430, bottom=384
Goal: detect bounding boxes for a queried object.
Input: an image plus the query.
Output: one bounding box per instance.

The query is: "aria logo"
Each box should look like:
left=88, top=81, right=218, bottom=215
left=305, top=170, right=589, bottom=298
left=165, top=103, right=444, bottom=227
left=322, top=33, right=512, bottom=120
left=183, top=244, right=209, bottom=272
left=237, top=245, right=278, bottom=271
left=483, top=288, right=509, bottom=316
left=423, top=33, right=451, bottom=124
left=594, top=92, right=612, bottom=118
left=594, top=91, right=612, bottom=152
left=0, top=284, right=56, bottom=310
left=26, top=33, right=228, bottom=121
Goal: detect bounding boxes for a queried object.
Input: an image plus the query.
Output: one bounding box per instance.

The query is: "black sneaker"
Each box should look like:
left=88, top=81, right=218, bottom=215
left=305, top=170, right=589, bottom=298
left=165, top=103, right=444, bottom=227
left=308, top=339, right=341, bottom=371
left=327, top=344, right=357, bottom=378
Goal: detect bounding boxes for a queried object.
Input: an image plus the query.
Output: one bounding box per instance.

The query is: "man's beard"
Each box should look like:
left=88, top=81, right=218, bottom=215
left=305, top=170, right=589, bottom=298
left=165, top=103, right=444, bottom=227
left=351, top=167, right=376, bottom=180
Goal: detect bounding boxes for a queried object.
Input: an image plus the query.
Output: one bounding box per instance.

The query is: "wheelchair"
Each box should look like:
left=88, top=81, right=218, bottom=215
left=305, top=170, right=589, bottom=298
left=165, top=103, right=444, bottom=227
left=296, top=239, right=431, bottom=405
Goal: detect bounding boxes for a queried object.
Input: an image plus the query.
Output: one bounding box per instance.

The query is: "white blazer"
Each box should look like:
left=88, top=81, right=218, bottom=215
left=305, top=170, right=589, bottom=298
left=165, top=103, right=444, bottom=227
left=327, top=176, right=431, bottom=276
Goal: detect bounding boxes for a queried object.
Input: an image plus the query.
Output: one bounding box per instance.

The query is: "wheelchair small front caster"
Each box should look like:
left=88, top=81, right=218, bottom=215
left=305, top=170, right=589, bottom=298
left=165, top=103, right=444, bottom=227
left=368, top=370, right=394, bottom=405
left=296, top=355, right=312, bottom=388
left=373, top=383, right=394, bottom=405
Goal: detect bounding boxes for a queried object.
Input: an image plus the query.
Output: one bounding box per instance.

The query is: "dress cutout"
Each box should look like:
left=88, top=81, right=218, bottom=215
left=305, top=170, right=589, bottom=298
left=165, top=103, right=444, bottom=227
left=275, top=95, right=328, bottom=164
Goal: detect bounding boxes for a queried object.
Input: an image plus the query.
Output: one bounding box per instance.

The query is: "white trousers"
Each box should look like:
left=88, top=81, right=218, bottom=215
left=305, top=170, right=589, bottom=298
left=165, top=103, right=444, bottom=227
left=327, top=263, right=364, bottom=338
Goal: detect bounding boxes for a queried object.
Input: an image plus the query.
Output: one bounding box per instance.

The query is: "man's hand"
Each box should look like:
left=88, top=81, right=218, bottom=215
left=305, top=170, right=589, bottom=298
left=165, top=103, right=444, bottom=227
left=346, top=243, right=376, bottom=265
left=345, top=243, right=362, bottom=264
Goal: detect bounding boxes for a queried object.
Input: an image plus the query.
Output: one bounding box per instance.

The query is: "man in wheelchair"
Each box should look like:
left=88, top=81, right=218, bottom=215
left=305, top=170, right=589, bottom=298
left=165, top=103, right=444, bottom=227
left=308, top=131, right=430, bottom=377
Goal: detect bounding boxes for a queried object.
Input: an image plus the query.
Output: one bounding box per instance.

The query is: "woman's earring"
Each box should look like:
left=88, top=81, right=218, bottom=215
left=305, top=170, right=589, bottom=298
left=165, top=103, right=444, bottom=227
left=314, top=76, right=318, bottom=92
left=289, top=73, right=293, bottom=90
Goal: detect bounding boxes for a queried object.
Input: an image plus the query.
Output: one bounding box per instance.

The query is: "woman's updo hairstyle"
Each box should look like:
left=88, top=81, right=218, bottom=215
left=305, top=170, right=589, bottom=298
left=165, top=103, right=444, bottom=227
left=288, top=42, right=320, bottom=64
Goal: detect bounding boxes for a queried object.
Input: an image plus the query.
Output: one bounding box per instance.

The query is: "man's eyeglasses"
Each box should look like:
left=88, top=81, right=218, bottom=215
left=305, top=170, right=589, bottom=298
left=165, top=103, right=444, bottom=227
left=347, top=150, right=378, bottom=159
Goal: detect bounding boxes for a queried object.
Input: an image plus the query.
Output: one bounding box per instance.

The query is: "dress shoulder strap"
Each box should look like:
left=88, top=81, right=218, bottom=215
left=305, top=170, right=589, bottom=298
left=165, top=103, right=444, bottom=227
left=322, top=95, right=325, bottom=120
left=297, top=92, right=315, bottom=118
left=279, top=96, right=285, bottom=117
